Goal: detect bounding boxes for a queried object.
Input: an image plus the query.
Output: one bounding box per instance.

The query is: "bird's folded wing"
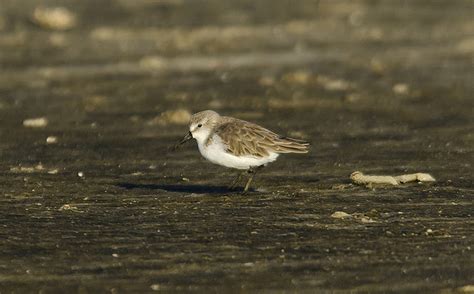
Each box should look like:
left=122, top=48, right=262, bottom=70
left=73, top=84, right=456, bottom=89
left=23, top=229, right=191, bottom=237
left=214, top=120, right=309, bottom=157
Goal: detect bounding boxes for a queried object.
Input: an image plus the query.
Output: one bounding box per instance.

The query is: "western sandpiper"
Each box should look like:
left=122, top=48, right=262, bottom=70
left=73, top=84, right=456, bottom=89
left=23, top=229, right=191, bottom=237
left=175, top=110, right=309, bottom=192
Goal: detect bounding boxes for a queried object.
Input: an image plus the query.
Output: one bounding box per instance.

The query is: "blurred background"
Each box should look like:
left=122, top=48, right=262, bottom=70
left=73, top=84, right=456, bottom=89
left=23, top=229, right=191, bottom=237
left=0, top=0, right=473, bottom=292
left=1, top=0, right=472, bottom=176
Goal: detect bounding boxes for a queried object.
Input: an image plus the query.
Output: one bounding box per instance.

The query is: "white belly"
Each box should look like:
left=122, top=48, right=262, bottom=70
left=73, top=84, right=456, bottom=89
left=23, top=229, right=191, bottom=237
left=197, top=136, right=278, bottom=170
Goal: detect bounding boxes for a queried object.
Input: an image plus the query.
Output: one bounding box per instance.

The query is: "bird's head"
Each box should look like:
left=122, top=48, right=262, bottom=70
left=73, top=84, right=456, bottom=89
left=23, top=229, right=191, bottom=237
left=176, top=110, right=221, bottom=146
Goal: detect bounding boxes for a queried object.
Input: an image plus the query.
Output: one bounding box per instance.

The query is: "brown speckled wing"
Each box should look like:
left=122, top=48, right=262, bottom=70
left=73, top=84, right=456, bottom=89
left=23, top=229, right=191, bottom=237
left=214, top=119, right=310, bottom=158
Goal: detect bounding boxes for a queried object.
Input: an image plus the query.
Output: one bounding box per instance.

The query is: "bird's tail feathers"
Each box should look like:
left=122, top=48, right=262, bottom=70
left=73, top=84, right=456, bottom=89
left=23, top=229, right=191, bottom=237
left=274, top=136, right=310, bottom=154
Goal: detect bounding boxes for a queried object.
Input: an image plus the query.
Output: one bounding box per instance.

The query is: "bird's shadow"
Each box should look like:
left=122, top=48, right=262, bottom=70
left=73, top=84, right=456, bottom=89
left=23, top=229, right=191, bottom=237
left=117, top=182, right=246, bottom=194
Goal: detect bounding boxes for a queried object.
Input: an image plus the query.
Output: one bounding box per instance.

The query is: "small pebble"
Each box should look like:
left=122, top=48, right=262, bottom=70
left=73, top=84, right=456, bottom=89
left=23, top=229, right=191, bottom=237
left=46, top=136, right=58, bottom=144
left=139, top=56, right=166, bottom=69
left=243, top=262, right=254, bottom=267
left=393, top=83, right=409, bottom=95
left=78, top=172, right=84, bottom=177
left=457, top=285, right=474, bottom=293
left=32, top=7, right=77, bottom=31
left=59, top=204, right=78, bottom=211
left=317, top=75, right=352, bottom=91
left=331, top=211, right=352, bottom=219
left=359, top=216, right=376, bottom=223
left=23, top=117, right=48, bottom=128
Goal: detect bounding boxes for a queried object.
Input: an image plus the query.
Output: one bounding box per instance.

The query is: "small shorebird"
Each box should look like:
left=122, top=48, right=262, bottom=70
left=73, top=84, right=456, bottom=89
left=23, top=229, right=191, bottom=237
left=175, top=110, right=309, bottom=192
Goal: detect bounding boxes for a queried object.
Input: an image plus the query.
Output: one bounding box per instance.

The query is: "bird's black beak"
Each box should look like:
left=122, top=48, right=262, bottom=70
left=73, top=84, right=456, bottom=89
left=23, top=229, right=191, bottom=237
left=179, top=131, right=193, bottom=145
left=171, top=131, right=193, bottom=151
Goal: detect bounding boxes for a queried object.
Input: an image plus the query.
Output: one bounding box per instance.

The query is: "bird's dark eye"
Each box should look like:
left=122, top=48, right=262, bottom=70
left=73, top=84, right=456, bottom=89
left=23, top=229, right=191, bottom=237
left=198, top=124, right=202, bottom=128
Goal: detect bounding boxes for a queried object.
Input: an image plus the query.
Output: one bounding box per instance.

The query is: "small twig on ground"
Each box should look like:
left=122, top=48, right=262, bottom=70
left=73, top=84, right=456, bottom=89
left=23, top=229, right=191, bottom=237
left=350, top=171, right=436, bottom=186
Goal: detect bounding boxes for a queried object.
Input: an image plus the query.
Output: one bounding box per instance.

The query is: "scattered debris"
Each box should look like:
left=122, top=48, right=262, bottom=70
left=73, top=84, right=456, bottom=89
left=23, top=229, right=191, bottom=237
left=23, top=117, right=48, bottom=128
left=139, top=56, right=166, bottom=69
left=396, top=173, right=436, bottom=184
left=46, top=136, right=58, bottom=144
left=280, top=71, right=353, bottom=91
left=282, top=70, right=312, bottom=85
left=331, top=211, right=352, bottom=219
left=392, top=83, right=410, bottom=95
left=351, top=171, right=398, bottom=186
left=32, top=7, right=77, bottom=31
left=352, top=213, right=376, bottom=223
left=10, top=164, right=44, bottom=173
left=147, top=109, right=191, bottom=126
left=457, top=285, right=474, bottom=293
left=243, top=262, right=255, bottom=267
left=331, top=184, right=352, bottom=190
left=58, top=204, right=79, bottom=211
left=10, top=164, right=59, bottom=175
left=380, top=211, right=403, bottom=219
left=331, top=211, right=377, bottom=223
left=350, top=171, right=435, bottom=186
left=317, top=75, right=352, bottom=91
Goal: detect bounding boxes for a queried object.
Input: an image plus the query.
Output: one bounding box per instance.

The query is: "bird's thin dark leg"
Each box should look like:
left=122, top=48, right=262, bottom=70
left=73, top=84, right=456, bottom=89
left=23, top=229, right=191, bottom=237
left=243, top=165, right=264, bottom=193
left=229, top=170, right=245, bottom=190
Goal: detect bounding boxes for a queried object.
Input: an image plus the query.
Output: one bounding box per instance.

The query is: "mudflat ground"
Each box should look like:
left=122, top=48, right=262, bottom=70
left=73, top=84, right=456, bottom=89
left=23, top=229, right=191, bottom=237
left=0, top=0, right=473, bottom=292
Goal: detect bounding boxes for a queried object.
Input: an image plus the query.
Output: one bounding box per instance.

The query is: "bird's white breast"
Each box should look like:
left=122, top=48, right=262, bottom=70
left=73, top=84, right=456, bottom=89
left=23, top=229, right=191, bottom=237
left=197, top=135, right=278, bottom=170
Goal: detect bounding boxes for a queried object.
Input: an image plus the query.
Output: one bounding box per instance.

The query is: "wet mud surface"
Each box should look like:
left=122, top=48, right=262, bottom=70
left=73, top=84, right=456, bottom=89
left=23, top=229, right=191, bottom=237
left=0, top=0, right=473, bottom=292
